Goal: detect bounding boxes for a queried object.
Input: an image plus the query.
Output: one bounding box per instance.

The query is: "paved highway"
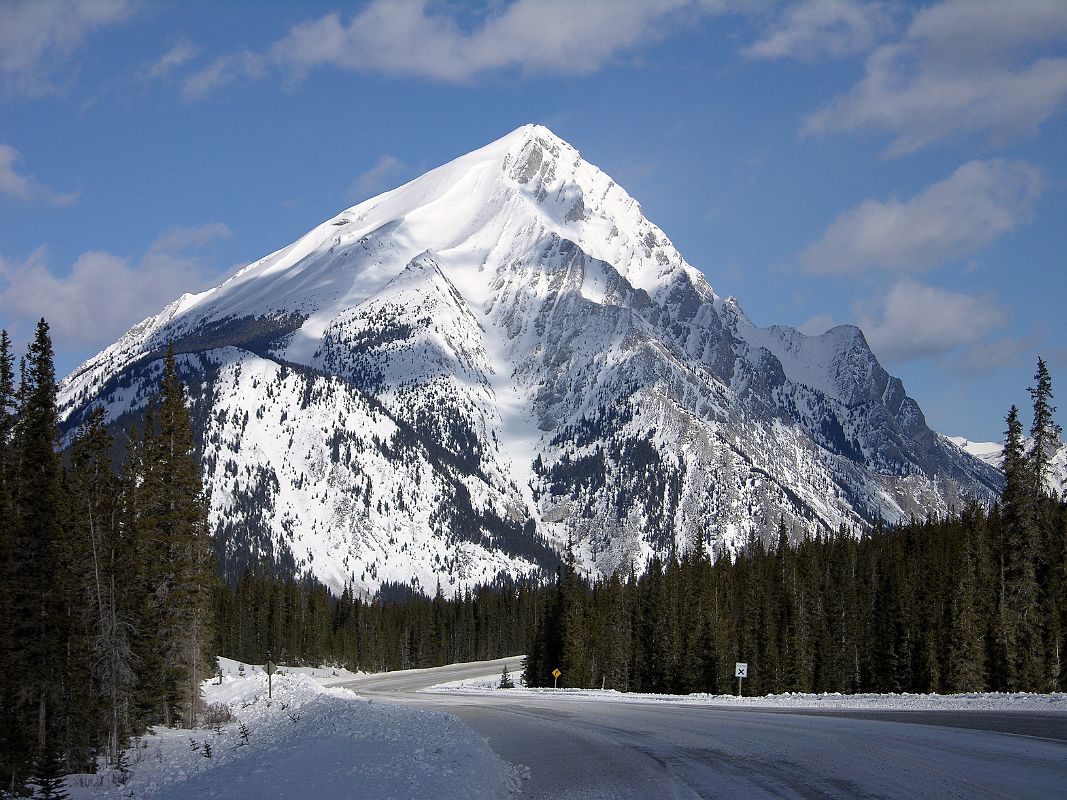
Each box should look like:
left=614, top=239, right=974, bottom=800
left=339, top=657, right=1067, bottom=799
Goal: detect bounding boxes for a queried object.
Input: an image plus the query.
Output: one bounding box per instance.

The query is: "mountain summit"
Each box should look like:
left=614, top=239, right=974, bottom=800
left=59, top=125, right=1000, bottom=593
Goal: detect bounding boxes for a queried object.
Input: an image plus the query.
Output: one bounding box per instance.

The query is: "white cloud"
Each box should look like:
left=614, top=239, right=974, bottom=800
left=805, top=0, right=1067, bottom=154
left=182, top=50, right=266, bottom=100
left=348, top=155, right=405, bottom=201
left=857, top=279, right=1004, bottom=363
left=0, top=223, right=232, bottom=350
left=0, top=143, right=77, bottom=205
left=742, top=0, right=892, bottom=61
left=147, top=39, right=199, bottom=80
left=0, top=0, right=135, bottom=98
left=797, top=312, right=836, bottom=336
left=801, top=159, right=1040, bottom=274
left=184, top=0, right=730, bottom=97
left=952, top=335, right=1037, bottom=377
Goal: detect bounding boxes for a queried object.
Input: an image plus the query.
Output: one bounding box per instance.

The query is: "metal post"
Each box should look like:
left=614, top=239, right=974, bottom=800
left=737, top=676, right=741, bottom=697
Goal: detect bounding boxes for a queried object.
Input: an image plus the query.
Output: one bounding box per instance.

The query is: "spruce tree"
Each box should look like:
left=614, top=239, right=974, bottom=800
left=946, top=507, right=985, bottom=691
left=28, top=738, right=69, bottom=800
left=134, top=346, right=217, bottom=727
left=158, top=345, right=217, bottom=726
left=0, top=330, right=15, bottom=479
left=0, top=329, right=21, bottom=797
left=68, top=408, right=135, bottom=763
left=1028, top=358, right=1062, bottom=497
left=1001, top=405, right=1044, bottom=689
left=559, top=537, right=590, bottom=687
left=498, top=663, right=515, bottom=689
left=10, top=320, right=65, bottom=760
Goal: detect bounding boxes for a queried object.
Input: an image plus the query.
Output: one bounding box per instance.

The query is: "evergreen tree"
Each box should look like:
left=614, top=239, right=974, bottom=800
left=1028, top=358, right=1062, bottom=497
left=0, top=329, right=21, bottom=797
left=67, top=409, right=135, bottom=763
left=559, top=537, right=590, bottom=687
left=1000, top=405, right=1044, bottom=689
left=28, top=739, right=69, bottom=800
left=160, top=344, right=217, bottom=727
left=498, top=663, right=515, bottom=689
left=946, top=507, right=985, bottom=691
left=10, top=320, right=65, bottom=761
left=0, top=330, right=15, bottom=478
left=135, top=345, right=217, bottom=727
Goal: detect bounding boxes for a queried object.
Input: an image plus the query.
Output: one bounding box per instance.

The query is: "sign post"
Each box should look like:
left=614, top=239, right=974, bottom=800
left=551, top=668, right=561, bottom=689
left=734, top=662, right=748, bottom=697
left=266, top=660, right=278, bottom=698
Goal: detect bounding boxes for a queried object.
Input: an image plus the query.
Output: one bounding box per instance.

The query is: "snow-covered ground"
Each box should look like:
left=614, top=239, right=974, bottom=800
left=67, top=658, right=518, bottom=799
left=425, top=672, right=1067, bottom=713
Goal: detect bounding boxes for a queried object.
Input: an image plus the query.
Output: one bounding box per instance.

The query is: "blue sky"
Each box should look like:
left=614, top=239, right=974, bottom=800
left=1, top=0, right=1065, bottom=441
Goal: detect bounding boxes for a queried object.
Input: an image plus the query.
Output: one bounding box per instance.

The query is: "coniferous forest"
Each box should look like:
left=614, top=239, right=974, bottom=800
left=0, top=323, right=216, bottom=794
left=0, top=319, right=1064, bottom=793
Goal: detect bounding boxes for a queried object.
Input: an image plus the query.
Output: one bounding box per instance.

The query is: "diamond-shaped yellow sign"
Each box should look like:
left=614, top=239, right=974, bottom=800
left=551, top=668, right=561, bottom=678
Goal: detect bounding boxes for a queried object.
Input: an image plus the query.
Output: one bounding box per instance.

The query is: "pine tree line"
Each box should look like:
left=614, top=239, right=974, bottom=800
left=1, top=318, right=1063, bottom=789
left=216, top=570, right=540, bottom=675
left=523, top=360, right=1066, bottom=696
left=0, top=324, right=216, bottom=795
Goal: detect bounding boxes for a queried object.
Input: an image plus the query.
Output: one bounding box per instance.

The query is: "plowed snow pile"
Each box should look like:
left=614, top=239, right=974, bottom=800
left=426, top=673, right=1067, bottom=713
left=68, top=658, right=517, bottom=799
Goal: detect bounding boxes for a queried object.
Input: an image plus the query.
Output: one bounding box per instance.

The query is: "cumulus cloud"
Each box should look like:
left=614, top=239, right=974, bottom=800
left=0, top=0, right=135, bottom=98
left=805, top=0, right=1067, bottom=154
left=184, top=0, right=729, bottom=97
left=0, top=144, right=77, bottom=205
left=857, top=279, right=1004, bottom=363
left=0, top=223, right=232, bottom=350
left=742, top=0, right=892, bottom=61
left=348, top=155, right=405, bottom=201
left=801, top=159, right=1041, bottom=274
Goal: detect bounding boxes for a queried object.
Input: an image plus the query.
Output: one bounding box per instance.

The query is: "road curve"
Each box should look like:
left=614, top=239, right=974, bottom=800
left=338, top=658, right=1067, bottom=799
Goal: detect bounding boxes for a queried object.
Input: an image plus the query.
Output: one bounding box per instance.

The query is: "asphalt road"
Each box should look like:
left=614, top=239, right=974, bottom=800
left=338, top=657, right=1067, bottom=799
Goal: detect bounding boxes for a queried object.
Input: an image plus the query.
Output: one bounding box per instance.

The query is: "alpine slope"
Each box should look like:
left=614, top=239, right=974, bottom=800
left=57, top=125, right=1002, bottom=595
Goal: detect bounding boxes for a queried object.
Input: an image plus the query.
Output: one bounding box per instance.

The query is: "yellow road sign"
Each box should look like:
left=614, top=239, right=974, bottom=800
left=552, top=668, right=561, bottom=678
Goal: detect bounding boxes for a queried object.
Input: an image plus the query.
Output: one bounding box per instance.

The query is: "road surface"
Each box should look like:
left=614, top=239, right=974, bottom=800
left=338, top=657, right=1067, bottom=799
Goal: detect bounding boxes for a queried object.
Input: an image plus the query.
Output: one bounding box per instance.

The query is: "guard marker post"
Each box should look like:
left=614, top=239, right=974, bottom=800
left=735, top=662, right=748, bottom=697
left=266, top=660, right=278, bottom=698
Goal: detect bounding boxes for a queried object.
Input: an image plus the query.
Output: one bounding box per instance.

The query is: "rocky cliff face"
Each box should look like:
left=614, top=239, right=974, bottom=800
left=58, top=125, right=1001, bottom=594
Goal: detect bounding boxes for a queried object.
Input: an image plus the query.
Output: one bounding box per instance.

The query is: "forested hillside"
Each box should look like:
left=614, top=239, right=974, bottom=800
left=0, top=319, right=1061, bottom=794
left=522, top=361, right=1065, bottom=694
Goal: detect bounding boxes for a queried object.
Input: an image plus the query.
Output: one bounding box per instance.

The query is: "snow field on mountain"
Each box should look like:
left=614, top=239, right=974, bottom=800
left=425, top=673, right=1067, bottom=714
left=948, top=434, right=1067, bottom=497
left=56, top=123, right=1004, bottom=594
left=68, top=658, right=518, bottom=800
left=201, top=347, right=538, bottom=593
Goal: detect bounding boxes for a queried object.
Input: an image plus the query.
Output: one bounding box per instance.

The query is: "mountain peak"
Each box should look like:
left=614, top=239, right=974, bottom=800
left=57, top=127, right=1003, bottom=594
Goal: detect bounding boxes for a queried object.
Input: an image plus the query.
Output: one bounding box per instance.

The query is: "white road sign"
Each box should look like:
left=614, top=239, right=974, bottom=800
left=735, top=662, right=748, bottom=678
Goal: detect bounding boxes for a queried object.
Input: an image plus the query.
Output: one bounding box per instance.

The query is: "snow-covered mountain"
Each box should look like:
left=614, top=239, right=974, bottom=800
left=947, top=436, right=1067, bottom=498
left=58, top=125, right=1001, bottom=594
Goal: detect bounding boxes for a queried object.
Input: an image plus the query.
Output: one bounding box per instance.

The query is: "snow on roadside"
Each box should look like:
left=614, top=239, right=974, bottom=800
left=425, top=673, right=1067, bottom=713
left=68, top=658, right=518, bottom=799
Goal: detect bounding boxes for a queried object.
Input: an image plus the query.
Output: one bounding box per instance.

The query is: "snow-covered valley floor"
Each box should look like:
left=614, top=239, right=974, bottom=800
left=67, top=658, right=518, bottom=799
left=64, top=657, right=1067, bottom=799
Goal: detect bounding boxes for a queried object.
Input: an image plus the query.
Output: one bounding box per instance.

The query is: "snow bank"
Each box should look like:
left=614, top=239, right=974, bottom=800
left=68, top=659, right=518, bottom=799
left=425, top=674, right=1067, bottom=713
